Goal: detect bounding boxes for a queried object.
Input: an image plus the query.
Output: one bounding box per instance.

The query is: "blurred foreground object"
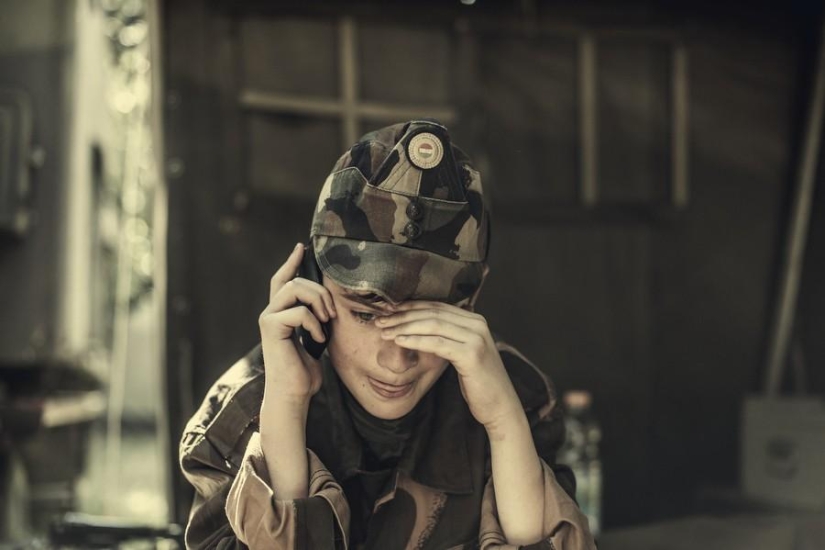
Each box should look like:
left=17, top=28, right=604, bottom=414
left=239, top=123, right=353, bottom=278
left=560, top=390, right=603, bottom=535
left=0, top=366, right=105, bottom=536
left=0, top=88, right=41, bottom=237
left=1, top=0, right=165, bottom=540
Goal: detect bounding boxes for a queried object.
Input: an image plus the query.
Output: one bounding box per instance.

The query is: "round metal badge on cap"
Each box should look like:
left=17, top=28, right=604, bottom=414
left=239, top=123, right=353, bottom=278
left=408, top=132, right=444, bottom=169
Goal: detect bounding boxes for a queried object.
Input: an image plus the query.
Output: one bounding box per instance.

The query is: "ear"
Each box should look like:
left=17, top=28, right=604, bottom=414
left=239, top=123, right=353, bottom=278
left=465, top=264, right=490, bottom=311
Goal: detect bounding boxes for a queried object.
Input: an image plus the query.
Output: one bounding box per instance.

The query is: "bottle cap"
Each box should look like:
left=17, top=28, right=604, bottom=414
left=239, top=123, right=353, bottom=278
left=563, top=390, right=592, bottom=410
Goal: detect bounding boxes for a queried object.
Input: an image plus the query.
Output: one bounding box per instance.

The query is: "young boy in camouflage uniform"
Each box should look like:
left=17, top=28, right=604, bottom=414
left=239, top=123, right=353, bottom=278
left=180, top=120, right=596, bottom=549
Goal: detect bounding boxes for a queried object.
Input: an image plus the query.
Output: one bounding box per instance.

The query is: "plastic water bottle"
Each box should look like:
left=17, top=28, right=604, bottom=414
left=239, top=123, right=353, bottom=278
left=560, top=390, right=602, bottom=535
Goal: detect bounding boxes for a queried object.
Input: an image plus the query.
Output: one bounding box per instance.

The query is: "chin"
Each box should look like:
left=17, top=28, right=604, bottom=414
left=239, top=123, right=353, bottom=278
left=363, top=398, right=415, bottom=420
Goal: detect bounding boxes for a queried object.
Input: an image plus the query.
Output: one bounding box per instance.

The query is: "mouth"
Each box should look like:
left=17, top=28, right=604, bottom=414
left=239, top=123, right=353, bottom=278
left=368, top=377, right=415, bottom=399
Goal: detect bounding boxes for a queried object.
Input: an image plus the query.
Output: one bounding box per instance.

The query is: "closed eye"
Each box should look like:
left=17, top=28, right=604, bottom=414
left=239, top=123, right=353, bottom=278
left=352, top=311, right=377, bottom=324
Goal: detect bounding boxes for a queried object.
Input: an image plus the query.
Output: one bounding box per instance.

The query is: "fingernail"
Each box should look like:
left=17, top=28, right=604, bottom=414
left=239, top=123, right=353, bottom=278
left=381, top=330, right=392, bottom=338
left=294, top=243, right=302, bottom=251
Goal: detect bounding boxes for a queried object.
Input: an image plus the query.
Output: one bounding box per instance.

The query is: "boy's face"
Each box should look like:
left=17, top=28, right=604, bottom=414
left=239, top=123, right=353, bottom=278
left=323, top=276, right=451, bottom=420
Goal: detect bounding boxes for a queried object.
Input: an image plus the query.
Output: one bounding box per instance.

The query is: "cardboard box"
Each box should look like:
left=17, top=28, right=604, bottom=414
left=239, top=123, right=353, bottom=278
left=742, top=397, right=825, bottom=510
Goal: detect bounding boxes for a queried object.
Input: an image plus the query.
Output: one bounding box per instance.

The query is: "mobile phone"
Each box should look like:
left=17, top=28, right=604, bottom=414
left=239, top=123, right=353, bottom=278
left=296, top=243, right=330, bottom=359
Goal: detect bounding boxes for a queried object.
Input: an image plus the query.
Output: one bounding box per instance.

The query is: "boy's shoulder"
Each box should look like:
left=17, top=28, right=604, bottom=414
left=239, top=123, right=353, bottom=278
left=495, top=338, right=559, bottom=420
left=494, top=339, right=567, bottom=466
left=180, top=344, right=265, bottom=472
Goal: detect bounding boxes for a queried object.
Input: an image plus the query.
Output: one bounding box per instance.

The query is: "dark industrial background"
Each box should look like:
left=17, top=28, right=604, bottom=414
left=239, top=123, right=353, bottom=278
left=2, top=0, right=825, bottom=545
left=162, top=0, right=825, bottom=528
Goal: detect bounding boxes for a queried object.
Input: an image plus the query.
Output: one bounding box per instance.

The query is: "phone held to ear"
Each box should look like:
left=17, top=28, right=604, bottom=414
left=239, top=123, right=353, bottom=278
left=296, top=244, right=330, bottom=359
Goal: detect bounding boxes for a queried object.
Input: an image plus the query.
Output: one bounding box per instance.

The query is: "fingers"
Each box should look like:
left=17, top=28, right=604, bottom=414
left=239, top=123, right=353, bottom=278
left=260, top=305, right=327, bottom=344
left=376, top=304, right=491, bottom=366
left=376, top=305, right=484, bottom=332
left=264, top=243, right=337, bottom=325
left=269, top=243, right=305, bottom=303
left=379, top=315, right=476, bottom=344
left=389, top=329, right=492, bottom=377
left=387, top=333, right=463, bottom=362
left=269, top=278, right=335, bottom=322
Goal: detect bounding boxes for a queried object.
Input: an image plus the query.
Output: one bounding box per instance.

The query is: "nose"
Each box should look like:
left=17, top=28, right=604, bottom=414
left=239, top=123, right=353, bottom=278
left=377, top=339, right=418, bottom=374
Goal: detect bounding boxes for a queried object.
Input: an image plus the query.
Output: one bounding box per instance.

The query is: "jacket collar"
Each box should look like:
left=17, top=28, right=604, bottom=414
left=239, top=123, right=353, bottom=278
left=307, top=356, right=485, bottom=496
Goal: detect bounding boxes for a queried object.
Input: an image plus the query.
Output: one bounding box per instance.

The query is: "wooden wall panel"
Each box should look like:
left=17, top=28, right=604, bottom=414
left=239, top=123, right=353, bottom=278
left=598, top=39, right=671, bottom=204
left=246, top=115, right=342, bottom=198
left=479, top=36, right=580, bottom=203
left=649, top=28, right=795, bottom=518
left=479, top=225, right=653, bottom=525
left=358, top=23, right=454, bottom=104
left=240, top=18, right=339, bottom=97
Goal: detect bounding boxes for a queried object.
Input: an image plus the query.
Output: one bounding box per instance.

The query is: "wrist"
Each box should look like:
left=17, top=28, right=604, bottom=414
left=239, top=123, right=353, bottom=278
left=263, top=371, right=316, bottom=407
left=484, top=402, right=530, bottom=442
left=261, top=388, right=311, bottom=423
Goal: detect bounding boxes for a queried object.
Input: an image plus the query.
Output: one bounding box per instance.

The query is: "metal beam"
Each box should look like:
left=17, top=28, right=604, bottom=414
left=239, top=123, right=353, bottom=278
left=764, top=17, right=825, bottom=396
left=671, top=43, right=689, bottom=209
left=240, top=90, right=344, bottom=117
left=579, top=34, right=598, bottom=207
left=357, top=102, right=456, bottom=123
left=240, top=90, right=456, bottom=123
left=339, top=16, right=358, bottom=145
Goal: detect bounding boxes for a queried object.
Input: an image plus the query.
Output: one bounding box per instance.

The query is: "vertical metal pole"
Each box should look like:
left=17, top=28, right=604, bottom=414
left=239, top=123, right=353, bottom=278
left=764, top=18, right=825, bottom=396
left=579, top=34, right=598, bottom=207
left=105, top=62, right=147, bottom=512
left=339, top=17, right=358, bottom=146
left=145, top=0, right=174, bottom=521
left=671, top=44, right=690, bottom=209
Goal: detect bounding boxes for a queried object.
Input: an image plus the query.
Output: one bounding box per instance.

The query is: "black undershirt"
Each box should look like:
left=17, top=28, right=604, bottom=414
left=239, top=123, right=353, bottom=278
left=340, top=384, right=434, bottom=544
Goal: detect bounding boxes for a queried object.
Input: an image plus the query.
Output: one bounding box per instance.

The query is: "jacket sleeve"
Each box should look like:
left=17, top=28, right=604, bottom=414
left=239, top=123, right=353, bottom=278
left=478, top=459, right=595, bottom=550
left=479, top=342, right=596, bottom=549
left=226, top=432, right=351, bottom=549
left=180, top=425, right=250, bottom=550
left=181, top=430, right=350, bottom=550
left=180, top=346, right=351, bottom=549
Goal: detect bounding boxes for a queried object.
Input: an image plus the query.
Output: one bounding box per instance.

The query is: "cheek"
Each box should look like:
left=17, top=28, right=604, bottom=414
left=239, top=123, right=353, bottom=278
left=328, top=317, right=372, bottom=363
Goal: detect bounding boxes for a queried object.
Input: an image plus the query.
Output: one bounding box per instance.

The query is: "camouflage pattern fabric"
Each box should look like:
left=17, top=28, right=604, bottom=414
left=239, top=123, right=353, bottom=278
left=310, top=120, right=490, bottom=304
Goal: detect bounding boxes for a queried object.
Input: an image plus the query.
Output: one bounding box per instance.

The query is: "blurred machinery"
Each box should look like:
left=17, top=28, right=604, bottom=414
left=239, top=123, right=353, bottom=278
left=0, top=0, right=107, bottom=535
left=0, top=0, right=162, bottom=539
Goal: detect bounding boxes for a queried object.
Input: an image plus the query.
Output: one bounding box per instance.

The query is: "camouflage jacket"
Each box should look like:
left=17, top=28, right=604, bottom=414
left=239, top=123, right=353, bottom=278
left=179, top=341, right=595, bottom=550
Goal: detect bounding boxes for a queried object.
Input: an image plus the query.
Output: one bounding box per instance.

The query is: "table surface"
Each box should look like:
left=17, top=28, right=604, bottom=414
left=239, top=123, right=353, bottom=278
left=599, top=512, right=825, bottom=550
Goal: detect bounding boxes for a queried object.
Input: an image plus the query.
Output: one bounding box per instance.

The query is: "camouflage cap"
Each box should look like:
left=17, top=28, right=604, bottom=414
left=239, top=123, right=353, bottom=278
left=310, top=120, right=489, bottom=304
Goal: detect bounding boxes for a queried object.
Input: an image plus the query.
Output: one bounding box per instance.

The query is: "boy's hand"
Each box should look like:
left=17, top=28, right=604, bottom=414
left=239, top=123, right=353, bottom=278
left=376, top=302, right=523, bottom=433
left=258, top=243, right=336, bottom=405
